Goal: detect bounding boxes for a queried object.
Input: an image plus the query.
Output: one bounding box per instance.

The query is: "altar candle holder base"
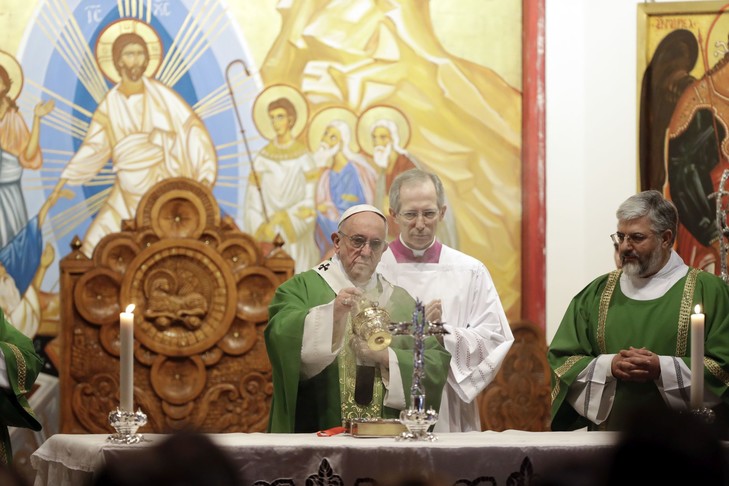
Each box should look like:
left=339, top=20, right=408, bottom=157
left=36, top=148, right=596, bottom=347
left=689, top=406, right=716, bottom=425
left=397, top=408, right=438, bottom=442
left=107, top=408, right=148, bottom=444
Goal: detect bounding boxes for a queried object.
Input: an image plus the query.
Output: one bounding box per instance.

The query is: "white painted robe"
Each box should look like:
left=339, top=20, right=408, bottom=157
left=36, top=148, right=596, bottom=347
left=61, top=77, right=217, bottom=255
left=243, top=141, right=319, bottom=273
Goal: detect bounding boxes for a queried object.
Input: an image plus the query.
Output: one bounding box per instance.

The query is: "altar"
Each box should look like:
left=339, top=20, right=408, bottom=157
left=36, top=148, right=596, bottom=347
left=31, top=430, right=622, bottom=486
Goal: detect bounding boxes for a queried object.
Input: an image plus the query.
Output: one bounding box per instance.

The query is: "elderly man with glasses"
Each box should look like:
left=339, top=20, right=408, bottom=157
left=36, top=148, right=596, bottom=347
left=549, top=190, right=729, bottom=432
left=378, top=169, right=514, bottom=432
left=265, top=204, right=450, bottom=433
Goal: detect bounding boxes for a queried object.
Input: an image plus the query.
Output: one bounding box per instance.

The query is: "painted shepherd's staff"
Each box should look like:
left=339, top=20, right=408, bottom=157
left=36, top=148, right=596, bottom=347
left=225, top=59, right=269, bottom=223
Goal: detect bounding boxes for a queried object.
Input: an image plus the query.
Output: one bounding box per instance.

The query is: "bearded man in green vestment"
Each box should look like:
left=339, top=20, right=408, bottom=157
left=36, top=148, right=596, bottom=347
left=0, top=307, right=43, bottom=464
left=265, top=204, right=450, bottom=433
left=549, top=190, right=729, bottom=432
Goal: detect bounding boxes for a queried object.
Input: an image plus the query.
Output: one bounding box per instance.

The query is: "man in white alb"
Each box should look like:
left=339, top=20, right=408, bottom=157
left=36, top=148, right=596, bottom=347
left=378, top=168, right=514, bottom=432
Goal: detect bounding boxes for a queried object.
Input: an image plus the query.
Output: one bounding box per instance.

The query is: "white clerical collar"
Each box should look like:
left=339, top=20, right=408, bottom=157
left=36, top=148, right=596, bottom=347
left=332, top=254, right=378, bottom=291
left=620, top=250, right=689, bottom=300
left=398, top=235, right=436, bottom=257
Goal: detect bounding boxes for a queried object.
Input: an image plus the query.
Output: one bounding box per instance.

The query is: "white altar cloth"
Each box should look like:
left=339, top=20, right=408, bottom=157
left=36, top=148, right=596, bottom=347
left=31, top=430, right=622, bottom=486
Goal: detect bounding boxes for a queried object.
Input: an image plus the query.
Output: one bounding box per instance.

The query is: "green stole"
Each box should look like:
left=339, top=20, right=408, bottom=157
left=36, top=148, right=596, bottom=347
left=314, top=262, right=391, bottom=420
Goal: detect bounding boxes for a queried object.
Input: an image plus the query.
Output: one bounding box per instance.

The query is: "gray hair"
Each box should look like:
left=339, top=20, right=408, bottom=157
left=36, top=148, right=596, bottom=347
left=371, top=119, right=405, bottom=154
left=389, top=168, right=445, bottom=213
left=327, top=119, right=358, bottom=161
left=616, top=190, right=678, bottom=245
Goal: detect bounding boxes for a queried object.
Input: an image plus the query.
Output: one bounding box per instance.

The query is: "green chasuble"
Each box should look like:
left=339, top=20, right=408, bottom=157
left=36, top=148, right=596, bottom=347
left=265, top=264, right=451, bottom=433
left=549, top=268, right=729, bottom=431
left=0, top=308, right=43, bottom=464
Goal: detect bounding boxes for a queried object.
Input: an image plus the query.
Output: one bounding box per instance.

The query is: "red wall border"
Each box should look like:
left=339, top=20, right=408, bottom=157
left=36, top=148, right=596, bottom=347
left=521, top=0, right=546, bottom=329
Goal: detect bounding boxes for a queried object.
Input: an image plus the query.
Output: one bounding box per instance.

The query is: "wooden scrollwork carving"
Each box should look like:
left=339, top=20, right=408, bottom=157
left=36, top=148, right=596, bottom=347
left=477, top=320, right=551, bottom=431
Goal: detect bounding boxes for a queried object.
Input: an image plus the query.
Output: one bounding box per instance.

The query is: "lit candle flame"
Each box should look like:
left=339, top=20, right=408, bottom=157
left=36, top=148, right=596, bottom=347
left=694, top=304, right=702, bottom=314
left=125, top=304, right=135, bottom=314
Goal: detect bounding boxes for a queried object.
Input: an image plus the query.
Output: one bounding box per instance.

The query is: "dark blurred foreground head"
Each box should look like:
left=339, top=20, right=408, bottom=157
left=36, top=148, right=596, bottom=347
left=605, top=406, right=728, bottom=486
left=93, top=430, right=240, bottom=486
left=535, top=405, right=729, bottom=486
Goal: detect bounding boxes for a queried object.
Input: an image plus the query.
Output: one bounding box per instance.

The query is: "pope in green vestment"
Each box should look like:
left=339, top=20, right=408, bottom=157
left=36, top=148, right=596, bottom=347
left=549, top=263, right=729, bottom=431
left=0, top=307, right=43, bottom=464
left=265, top=255, right=451, bottom=433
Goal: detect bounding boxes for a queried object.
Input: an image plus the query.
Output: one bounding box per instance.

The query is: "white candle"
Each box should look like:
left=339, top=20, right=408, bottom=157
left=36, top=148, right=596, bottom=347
left=690, top=304, right=704, bottom=409
left=120, top=304, right=135, bottom=412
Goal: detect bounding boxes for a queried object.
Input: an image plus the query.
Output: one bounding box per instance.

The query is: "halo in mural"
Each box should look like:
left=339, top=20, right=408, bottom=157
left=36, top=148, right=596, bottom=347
left=307, top=106, right=360, bottom=154
left=95, top=18, right=164, bottom=84
left=0, top=50, right=23, bottom=101
left=356, top=104, right=411, bottom=156
left=252, top=84, right=309, bottom=141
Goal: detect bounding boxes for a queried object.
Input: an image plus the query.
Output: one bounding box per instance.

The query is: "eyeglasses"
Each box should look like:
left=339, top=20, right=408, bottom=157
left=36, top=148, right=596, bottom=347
left=338, top=231, right=387, bottom=252
left=397, top=209, right=440, bottom=222
left=610, top=231, right=655, bottom=246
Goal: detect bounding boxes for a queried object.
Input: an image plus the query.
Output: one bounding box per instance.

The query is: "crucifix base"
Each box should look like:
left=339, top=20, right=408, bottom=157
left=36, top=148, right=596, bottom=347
left=397, top=407, right=438, bottom=441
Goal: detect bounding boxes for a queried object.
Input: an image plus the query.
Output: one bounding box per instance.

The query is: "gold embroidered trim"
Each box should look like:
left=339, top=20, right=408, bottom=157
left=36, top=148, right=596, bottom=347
left=706, top=356, right=729, bottom=386
left=554, top=355, right=585, bottom=378
left=259, top=141, right=309, bottom=161
left=597, top=270, right=620, bottom=354
left=676, top=268, right=699, bottom=356
left=7, top=344, right=27, bottom=393
left=550, top=380, right=559, bottom=403
left=338, top=320, right=382, bottom=419
left=551, top=355, right=586, bottom=402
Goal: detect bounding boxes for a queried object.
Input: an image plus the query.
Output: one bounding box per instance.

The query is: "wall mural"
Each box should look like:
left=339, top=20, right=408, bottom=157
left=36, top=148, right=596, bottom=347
left=0, top=0, right=523, bottom=373
left=638, top=2, right=729, bottom=277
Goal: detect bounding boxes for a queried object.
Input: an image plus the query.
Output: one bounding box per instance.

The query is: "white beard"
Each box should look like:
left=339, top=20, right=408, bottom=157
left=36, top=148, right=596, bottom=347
left=314, top=142, right=340, bottom=169
left=0, top=273, right=21, bottom=314
left=621, top=261, right=640, bottom=278
left=373, top=143, right=392, bottom=169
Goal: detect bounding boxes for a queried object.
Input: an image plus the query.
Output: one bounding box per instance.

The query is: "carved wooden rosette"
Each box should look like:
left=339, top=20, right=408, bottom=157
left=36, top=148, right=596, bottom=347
left=59, top=178, right=294, bottom=434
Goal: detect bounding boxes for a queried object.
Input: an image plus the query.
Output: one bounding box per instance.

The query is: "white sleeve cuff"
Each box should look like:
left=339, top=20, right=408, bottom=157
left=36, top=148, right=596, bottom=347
left=300, top=303, right=341, bottom=379
left=382, top=349, right=406, bottom=409
left=566, top=354, right=617, bottom=424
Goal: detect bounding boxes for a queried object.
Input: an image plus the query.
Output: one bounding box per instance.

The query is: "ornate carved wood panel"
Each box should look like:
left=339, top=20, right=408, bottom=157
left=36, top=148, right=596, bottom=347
left=477, top=320, right=551, bottom=431
left=58, top=178, right=294, bottom=434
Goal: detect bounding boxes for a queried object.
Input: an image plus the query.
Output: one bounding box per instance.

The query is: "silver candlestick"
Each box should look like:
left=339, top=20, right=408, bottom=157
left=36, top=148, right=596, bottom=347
left=392, top=299, right=447, bottom=441
left=107, top=407, right=148, bottom=444
left=689, top=406, right=716, bottom=424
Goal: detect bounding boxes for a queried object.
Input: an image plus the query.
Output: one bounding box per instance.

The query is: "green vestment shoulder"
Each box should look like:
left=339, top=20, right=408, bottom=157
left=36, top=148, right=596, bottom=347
left=265, top=269, right=450, bottom=433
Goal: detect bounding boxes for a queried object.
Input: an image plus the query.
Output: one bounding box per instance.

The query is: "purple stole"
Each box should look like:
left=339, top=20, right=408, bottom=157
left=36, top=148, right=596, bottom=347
left=388, top=238, right=442, bottom=263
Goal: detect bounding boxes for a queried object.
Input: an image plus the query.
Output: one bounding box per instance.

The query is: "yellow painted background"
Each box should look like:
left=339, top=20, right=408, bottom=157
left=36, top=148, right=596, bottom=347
left=0, top=0, right=524, bottom=319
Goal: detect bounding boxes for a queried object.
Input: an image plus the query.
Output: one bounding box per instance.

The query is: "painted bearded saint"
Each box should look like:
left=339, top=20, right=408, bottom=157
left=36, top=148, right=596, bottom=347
left=313, top=119, right=377, bottom=258
left=370, top=119, right=458, bottom=247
